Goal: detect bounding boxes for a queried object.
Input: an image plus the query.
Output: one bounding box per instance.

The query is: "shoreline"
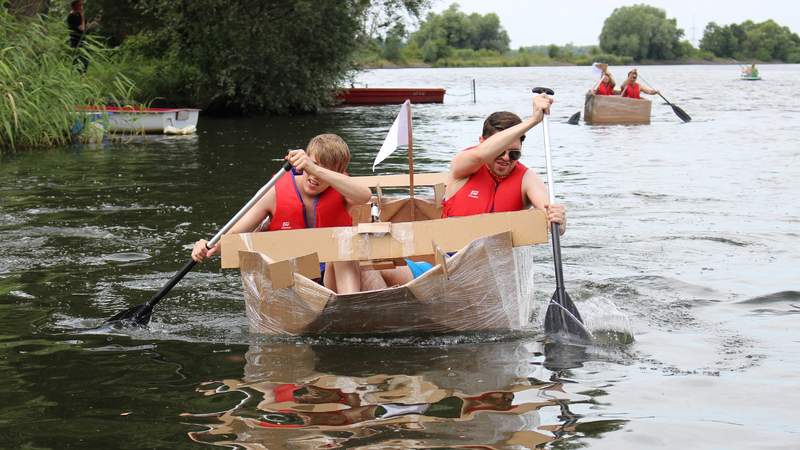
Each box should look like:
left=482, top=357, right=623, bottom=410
left=357, top=59, right=789, bottom=70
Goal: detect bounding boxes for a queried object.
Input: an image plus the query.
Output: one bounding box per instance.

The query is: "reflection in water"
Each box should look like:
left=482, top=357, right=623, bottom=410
left=183, top=340, right=625, bottom=449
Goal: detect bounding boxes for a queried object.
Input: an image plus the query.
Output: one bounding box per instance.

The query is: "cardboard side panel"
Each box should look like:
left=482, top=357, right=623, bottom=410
left=351, top=172, right=448, bottom=189
left=240, top=250, right=331, bottom=335
left=221, top=209, right=547, bottom=269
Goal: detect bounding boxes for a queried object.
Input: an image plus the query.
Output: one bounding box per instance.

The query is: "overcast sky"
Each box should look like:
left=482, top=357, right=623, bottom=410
left=427, top=0, right=800, bottom=47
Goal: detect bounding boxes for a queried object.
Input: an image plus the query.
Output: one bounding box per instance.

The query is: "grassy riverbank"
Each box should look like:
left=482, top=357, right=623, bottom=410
left=0, top=12, right=134, bottom=152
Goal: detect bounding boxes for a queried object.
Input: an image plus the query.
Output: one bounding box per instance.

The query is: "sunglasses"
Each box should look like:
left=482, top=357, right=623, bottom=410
left=499, top=150, right=521, bottom=161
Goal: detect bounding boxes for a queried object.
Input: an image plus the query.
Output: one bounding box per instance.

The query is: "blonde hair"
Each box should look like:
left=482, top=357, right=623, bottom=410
left=306, top=133, right=350, bottom=173
left=603, top=71, right=616, bottom=88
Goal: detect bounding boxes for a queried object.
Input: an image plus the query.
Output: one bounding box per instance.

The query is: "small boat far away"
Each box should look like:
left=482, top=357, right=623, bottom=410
left=76, top=106, right=201, bottom=134
left=336, top=87, right=446, bottom=106
left=583, top=93, right=652, bottom=125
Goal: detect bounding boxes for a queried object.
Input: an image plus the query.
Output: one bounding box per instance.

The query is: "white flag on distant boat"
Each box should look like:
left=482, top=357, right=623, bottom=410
left=372, top=100, right=410, bottom=171
left=591, top=62, right=608, bottom=76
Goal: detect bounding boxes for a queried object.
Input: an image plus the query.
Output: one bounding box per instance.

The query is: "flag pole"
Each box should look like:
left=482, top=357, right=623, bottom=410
left=406, top=100, right=415, bottom=220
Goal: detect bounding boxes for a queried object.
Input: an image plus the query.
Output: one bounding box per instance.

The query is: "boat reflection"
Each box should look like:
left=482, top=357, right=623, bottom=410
left=184, top=339, right=624, bottom=449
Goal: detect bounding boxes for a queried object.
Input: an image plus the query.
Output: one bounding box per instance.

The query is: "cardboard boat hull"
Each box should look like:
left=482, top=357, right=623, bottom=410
left=584, top=93, right=651, bottom=125
left=238, top=232, right=537, bottom=336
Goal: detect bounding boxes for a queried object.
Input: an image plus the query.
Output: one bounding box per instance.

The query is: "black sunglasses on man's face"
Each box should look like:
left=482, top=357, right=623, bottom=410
left=498, top=150, right=521, bottom=161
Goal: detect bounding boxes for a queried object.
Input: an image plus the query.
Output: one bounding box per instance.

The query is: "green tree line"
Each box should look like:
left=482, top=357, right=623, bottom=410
left=700, top=20, right=800, bottom=63
left=364, top=3, right=800, bottom=66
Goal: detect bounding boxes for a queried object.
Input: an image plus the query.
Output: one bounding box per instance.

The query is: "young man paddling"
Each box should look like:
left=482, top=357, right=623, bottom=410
left=442, top=94, right=566, bottom=231
left=191, top=133, right=380, bottom=294
left=381, top=94, right=567, bottom=285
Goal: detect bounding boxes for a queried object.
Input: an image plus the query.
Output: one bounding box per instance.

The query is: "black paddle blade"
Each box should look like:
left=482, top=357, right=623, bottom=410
left=671, top=104, right=692, bottom=122
left=567, top=111, right=581, bottom=125
left=105, top=302, right=154, bottom=327
left=104, top=259, right=197, bottom=327
left=545, top=290, right=592, bottom=341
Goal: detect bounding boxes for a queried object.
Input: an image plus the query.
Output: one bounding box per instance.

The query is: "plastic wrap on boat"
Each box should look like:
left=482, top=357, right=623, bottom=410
left=239, top=232, right=537, bottom=336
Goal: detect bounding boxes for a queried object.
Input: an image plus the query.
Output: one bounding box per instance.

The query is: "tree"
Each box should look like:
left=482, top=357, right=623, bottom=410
left=124, top=0, right=429, bottom=114
left=599, top=4, right=686, bottom=60
left=699, top=22, right=739, bottom=57
left=699, top=19, right=800, bottom=62
left=411, top=3, right=510, bottom=62
left=381, top=22, right=407, bottom=62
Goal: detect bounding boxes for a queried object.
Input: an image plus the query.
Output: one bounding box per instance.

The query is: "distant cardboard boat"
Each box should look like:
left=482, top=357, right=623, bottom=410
left=221, top=172, right=548, bottom=336
left=336, top=87, right=445, bottom=105
left=583, top=93, right=651, bottom=125
left=76, top=106, right=200, bottom=134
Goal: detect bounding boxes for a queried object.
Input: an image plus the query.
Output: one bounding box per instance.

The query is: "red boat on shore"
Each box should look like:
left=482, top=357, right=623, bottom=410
left=336, top=87, right=445, bottom=105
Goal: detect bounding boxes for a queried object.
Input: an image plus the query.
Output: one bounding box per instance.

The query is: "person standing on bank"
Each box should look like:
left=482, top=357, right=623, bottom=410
left=66, top=0, right=99, bottom=73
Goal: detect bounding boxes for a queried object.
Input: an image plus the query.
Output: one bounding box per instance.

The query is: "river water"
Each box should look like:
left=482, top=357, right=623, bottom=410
left=1, top=65, right=798, bottom=448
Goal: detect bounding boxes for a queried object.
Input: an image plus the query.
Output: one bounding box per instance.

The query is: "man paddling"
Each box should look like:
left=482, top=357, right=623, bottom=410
left=441, top=94, right=566, bottom=231
left=191, top=133, right=377, bottom=294
left=619, top=69, right=659, bottom=99
left=381, top=94, right=567, bottom=285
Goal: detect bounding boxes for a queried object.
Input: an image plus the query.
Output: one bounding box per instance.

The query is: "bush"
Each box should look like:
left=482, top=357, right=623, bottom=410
left=0, top=11, right=134, bottom=151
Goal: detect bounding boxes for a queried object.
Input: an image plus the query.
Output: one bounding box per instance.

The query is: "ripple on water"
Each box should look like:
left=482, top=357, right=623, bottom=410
left=737, top=290, right=800, bottom=304
left=660, top=235, right=752, bottom=247
left=103, top=252, right=152, bottom=263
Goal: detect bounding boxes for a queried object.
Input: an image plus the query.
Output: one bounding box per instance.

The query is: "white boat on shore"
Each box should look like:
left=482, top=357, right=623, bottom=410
left=77, top=106, right=200, bottom=134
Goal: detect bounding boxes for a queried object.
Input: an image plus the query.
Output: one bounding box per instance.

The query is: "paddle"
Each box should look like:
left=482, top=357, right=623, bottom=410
left=105, top=161, right=293, bottom=326
left=637, top=75, right=692, bottom=123
left=567, top=112, right=581, bottom=125
left=532, top=87, right=592, bottom=341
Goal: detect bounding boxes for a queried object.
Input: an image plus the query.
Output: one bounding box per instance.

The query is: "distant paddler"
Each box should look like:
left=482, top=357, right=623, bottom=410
left=592, top=71, right=616, bottom=96
left=742, top=63, right=759, bottom=78
left=619, top=69, right=659, bottom=99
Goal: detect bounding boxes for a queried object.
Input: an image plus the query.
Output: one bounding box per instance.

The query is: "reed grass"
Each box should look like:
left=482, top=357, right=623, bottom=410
left=0, top=11, right=134, bottom=151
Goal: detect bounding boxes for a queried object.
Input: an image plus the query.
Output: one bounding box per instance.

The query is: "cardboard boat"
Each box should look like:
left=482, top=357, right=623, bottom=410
left=220, top=173, right=549, bottom=336
left=583, top=93, right=651, bottom=125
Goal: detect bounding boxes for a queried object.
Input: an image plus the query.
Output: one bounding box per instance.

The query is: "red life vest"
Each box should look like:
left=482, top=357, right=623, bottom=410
left=442, top=148, right=528, bottom=218
left=267, top=173, right=352, bottom=231
left=622, top=83, right=641, bottom=99
left=596, top=82, right=614, bottom=96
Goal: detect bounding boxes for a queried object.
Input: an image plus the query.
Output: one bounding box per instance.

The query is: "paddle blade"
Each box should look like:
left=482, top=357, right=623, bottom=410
left=567, top=111, right=581, bottom=125
left=105, top=302, right=154, bottom=327
left=671, top=104, right=692, bottom=122
left=545, top=290, right=592, bottom=341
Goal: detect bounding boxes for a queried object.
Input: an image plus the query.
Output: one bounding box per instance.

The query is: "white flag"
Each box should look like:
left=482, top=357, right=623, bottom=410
left=372, top=100, right=410, bottom=171
left=591, top=61, right=608, bottom=77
